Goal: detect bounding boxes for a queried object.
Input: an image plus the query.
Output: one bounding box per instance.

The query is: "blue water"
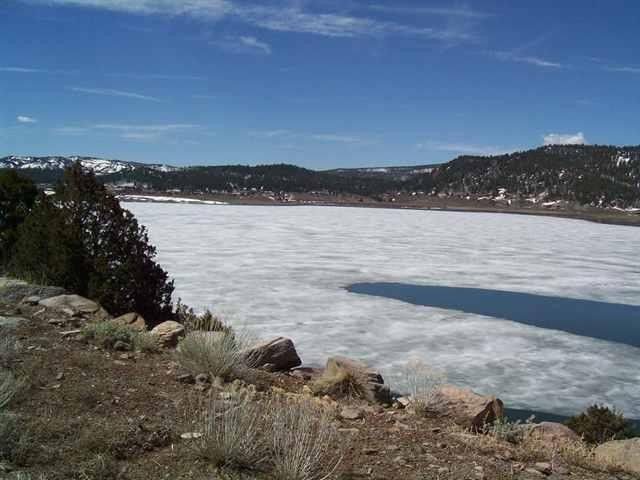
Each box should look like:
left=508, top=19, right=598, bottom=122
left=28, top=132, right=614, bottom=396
left=347, top=283, right=640, bottom=349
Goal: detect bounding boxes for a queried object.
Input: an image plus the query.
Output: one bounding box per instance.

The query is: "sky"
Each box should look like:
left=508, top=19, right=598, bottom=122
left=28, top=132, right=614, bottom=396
left=1, top=0, right=639, bottom=169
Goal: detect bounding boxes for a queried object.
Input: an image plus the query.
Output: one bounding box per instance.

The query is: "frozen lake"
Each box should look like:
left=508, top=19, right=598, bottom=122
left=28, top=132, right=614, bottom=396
left=127, top=203, right=640, bottom=418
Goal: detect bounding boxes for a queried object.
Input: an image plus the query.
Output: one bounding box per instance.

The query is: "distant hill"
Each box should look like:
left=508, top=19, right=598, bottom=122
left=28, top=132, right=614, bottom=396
left=2, top=144, right=639, bottom=208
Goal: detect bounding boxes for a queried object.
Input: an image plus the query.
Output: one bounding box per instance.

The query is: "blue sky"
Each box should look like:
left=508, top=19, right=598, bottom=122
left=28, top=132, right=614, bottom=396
left=1, top=0, right=639, bottom=168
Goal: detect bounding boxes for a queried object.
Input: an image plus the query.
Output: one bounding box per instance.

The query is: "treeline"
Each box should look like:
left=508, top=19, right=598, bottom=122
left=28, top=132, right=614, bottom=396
left=4, top=144, right=640, bottom=207
left=0, top=166, right=174, bottom=325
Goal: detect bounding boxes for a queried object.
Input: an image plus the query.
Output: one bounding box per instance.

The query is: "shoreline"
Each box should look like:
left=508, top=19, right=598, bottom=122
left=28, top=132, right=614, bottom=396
left=119, top=193, right=640, bottom=227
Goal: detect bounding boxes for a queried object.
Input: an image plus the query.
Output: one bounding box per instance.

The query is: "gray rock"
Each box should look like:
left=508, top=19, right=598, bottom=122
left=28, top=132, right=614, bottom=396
left=243, top=337, right=301, bottom=371
left=39, top=294, right=110, bottom=322
left=113, top=340, right=131, bottom=352
left=0, top=277, right=65, bottom=304
left=0, top=316, right=27, bottom=330
left=595, top=438, right=640, bottom=474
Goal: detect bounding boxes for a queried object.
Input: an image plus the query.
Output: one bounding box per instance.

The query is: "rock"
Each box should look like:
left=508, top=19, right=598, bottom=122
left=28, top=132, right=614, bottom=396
left=340, top=407, right=363, bottom=420
left=0, top=316, right=27, bottom=330
left=243, top=337, right=301, bottom=371
left=533, top=462, right=552, bottom=475
left=325, top=355, right=391, bottom=403
left=23, top=295, right=41, bottom=305
left=0, top=277, right=65, bottom=304
left=396, top=396, right=411, bottom=408
left=60, top=329, right=82, bottom=338
left=195, top=373, right=210, bottom=384
left=150, top=321, right=185, bottom=348
left=594, top=438, right=640, bottom=474
left=113, top=340, right=131, bottom=352
left=177, top=373, right=195, bottom=384
left=180, top=432, right=202, bottom=440
left=430, top=384, right=504, bottom=431
left=39, top=294, right=110, bottom=322
left=111, top=313, right=147, bottom=332
left=529, top=422, right=579, bottom=444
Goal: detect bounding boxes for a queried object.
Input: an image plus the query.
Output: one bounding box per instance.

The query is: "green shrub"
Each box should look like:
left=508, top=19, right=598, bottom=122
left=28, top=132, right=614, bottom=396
left=10, top=163, right=174, bottom=325
left=566, top=404, right=638, bottom=444
left=175, top=301, right=231, bottom=333
left=82, top=322, right=136, bottom=350
left=0, top=170, right=38, bottom=267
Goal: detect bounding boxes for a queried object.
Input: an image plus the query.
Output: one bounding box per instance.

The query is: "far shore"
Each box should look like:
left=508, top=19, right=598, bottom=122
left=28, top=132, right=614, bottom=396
left=118, top=192, right=640, bottom=227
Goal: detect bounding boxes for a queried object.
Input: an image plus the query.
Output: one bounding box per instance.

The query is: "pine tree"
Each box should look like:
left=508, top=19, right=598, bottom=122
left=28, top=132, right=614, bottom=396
left=12, top=164, right=174, bottom=324
left=0, top=170, right=38, bottom=267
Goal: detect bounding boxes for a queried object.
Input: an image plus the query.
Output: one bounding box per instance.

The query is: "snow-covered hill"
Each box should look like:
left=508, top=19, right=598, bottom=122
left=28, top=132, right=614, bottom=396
left=0, top=155, right=178, bottom=176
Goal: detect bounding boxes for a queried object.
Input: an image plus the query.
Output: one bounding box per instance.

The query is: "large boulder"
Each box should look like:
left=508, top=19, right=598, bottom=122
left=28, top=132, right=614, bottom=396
left=39, top=294, right=110, bottom=322
left=150, top=321, right=185, bottom=348
left=528, top=422, right=579, bottom=444
left=430, top=385, right=504, bottom=431
left=111, top=312, right=147, bottom=332
left=594, top=438, right=640, bottom=474
left=243, top=337, right=301, bottom=371
left=323, top=356, right=391, bottom=403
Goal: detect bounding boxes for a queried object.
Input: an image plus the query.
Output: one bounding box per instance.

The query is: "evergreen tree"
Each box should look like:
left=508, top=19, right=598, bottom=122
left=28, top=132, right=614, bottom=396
left=12, top=164, right=174, bottom=324
left=0, top=170, right=38, bottom=267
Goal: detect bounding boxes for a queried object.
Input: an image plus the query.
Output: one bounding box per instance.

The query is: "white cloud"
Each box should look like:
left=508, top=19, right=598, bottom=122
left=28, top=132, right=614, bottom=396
left=53, top=123, right=200, bottom=140
left=26, top=0, right=475, bottom=42
left=1, top=66, right=45, bottom=73
left=418, top=141, right=512, bottom=156
left=249, top=129, right=292, bottom=138
left=239, top=36, right=271, bottom=54
left=16, top=115, right=37, bottom=124
left=543, top=132, right=587, bottom=145
left=212, top=35, right=272, bottom=55
left=492, top=51, right=563, bottom=68
left=40, top=0, right=232, bottom=18
left=310, top=133, right=363, bottom=144
left=605, top=66, right=640, bottom=74
left=368, top=5, right=492, bottom=19
left=70, top=87, right=162, bottom=102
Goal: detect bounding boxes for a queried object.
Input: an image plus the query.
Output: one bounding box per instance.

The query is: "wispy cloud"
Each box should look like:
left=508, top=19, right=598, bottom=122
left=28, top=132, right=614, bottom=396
left=26, top=0, right=477, bottom=42
left=69, top=87, right=162, bottom=102
left=52, top=123, right=201, bottom=141
left=212, top=35, right=272, bottom=55
left=543, top=132, right=587, bottom=145
left=417, top=141, right=512, bottom=156
left=604, top=65, right=640, bottom=74
left=1, top=66, right=46, bottom=73
left=249, top=129, right=372, bottom=145
left=368, top=5, right=493, bottom=19
left=107, top=72, right=206, bottom=80
left=310, top=133, right=363, bottom=144
left=249, top=129, right=293, bottom=138
left=16, top=115, right=37, bottom=124
left=491, top=51, right=563, bottom=68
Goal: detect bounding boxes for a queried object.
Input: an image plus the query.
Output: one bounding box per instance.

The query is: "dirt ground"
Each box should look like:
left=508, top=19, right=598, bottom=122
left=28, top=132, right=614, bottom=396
left=1, top=300, right=637, bottom=480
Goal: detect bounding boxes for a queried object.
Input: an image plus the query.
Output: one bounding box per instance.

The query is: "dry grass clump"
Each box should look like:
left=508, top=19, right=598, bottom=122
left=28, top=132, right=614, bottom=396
left=133, top=331, right=161, bottom=354
left=267, top=396, right=341, bottom=480
left=0, top=369, right=19, bottom=410
left=175, top=328, right=254, bottom=381
left=181, top=392, right=342, bottom=479
left=0, top=334, right=19, bottom=369
left=185, top=393, right=264, bottom=469
left=310, top=364, right=373, bottom=402
left=398, top=358, right=446, bottom=416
